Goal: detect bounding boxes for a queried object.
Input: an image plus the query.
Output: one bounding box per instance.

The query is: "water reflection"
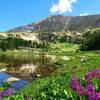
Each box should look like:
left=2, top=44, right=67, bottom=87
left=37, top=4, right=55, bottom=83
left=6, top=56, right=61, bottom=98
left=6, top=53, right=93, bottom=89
left=0, top=53, right=56, bottom=81
left=0, top=72, right=28, bottom=91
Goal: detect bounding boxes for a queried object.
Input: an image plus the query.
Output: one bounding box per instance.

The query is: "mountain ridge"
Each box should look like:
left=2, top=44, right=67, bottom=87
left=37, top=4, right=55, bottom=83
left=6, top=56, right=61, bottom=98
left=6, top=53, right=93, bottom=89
left=7, top=14, right=100, bottom=32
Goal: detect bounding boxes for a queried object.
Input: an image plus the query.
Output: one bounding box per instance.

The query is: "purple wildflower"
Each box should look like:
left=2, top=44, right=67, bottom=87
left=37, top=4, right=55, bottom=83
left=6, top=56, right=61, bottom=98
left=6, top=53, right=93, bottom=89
left=97, top=92, right=100, bottom=99
left=85, top=69, right=100, bottom=85
left=88, top=92, right=98, bottom=100
left=86, top=84, right=96, bottom=92
left=70, top=77, right=85, bottom=95
left=77, top=86, right=85, bottom=96
left=0, top=92, right=3, bottom=99
left=70, top=77, right=79, bottom=90
left=70, top=69, right=100, bottom=100
left=3, top=88, right=13, bottom=96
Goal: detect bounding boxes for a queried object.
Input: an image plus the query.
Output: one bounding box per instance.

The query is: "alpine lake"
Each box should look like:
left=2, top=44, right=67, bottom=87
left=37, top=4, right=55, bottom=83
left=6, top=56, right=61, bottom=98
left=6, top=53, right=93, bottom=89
left=0, top=50, right=57, bottom=91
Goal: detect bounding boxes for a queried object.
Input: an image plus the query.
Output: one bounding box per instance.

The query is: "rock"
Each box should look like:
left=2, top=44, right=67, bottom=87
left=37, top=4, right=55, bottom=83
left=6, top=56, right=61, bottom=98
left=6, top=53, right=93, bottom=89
left=45, top=55, right=57, bottom=61
left=62, top=56, right=70, bottom=61
left=6, top=77, right=20, bottom=83
left=36, top=74, right=41, bottom=77
left=80, top=56, right=87, bottom=62
left=20, top=64, right=36, bottom=73
left=0, top=68, right=7, bottom=72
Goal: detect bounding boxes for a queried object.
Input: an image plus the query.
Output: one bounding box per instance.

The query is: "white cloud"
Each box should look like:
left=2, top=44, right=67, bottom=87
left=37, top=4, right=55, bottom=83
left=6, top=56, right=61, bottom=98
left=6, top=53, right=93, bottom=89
left=50, top=0, right=78, bottom=14
left=80, top=13, right=89, bottom=16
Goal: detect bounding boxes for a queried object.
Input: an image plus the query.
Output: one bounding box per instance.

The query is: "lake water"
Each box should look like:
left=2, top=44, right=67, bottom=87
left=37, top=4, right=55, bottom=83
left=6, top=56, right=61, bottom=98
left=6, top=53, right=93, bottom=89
left=0, top=72, right=28, bottom=91
left=0, top=51, right=57, bottom=82
left=0, top=51, right=57, bottom=91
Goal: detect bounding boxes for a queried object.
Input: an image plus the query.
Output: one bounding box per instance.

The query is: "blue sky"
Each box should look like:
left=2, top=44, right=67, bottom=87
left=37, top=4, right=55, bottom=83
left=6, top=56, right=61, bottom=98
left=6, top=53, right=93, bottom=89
left=0, top=0, right=100, bottom=32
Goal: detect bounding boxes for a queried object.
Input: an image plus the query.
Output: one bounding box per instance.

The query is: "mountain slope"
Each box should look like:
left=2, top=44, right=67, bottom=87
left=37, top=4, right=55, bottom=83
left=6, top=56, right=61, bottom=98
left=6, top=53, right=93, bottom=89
left=8, top=23, right=35, bottom=32
left=8, top=14, right=100, bottom=32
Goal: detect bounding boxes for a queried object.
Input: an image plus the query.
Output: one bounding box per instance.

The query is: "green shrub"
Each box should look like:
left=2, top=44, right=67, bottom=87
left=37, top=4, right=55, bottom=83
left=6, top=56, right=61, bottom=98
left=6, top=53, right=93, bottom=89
left=81, top=29, right=100, bottom=50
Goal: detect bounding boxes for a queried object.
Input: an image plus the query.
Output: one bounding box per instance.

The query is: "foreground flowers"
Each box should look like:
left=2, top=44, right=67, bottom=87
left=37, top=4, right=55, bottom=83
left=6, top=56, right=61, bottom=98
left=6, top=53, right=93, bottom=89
left=0, top=88, right=13, bottom=99
left=70, top=69, right=100, bottom=100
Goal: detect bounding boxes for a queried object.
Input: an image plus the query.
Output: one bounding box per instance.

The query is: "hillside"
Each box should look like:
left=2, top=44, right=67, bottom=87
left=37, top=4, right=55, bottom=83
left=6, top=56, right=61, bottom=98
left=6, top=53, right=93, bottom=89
left=8, top=14, right=100, bottom=32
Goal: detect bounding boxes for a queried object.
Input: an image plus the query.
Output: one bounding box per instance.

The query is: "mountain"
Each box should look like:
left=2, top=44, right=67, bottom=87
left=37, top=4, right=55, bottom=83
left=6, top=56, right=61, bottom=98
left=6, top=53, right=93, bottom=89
left=7, top=14, right=100, bottom=32
left=8, top=23, right=35, bottom=32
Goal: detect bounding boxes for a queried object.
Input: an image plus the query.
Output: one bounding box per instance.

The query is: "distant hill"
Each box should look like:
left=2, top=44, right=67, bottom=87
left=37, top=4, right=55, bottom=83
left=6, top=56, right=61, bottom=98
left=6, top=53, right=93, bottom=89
left=7, top=14, right=100, bottom=32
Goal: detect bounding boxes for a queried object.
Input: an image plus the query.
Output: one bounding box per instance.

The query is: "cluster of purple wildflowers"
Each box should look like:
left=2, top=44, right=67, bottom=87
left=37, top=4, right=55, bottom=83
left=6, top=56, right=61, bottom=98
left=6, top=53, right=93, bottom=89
left=70, top=69, right=100, bottom=100
left=0, top=88, right=13, bottom=99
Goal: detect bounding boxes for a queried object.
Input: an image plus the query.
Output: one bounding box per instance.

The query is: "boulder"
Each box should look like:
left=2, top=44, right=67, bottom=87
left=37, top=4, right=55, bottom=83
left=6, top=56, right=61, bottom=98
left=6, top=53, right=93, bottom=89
left=5, top=77, right=20, bottom=83
left=62, top=56, right=71, bottom=61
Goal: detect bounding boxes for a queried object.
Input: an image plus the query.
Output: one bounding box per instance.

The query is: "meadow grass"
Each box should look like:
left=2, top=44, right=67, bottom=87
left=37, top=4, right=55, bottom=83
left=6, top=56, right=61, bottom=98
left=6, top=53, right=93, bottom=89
left=1, top=42, right=100, bottom=99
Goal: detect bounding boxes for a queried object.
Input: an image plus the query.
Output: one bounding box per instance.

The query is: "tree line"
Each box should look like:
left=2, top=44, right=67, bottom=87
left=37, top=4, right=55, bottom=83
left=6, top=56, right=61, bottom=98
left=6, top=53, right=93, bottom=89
left=0, top=37, right=50, bottom=51
left=81, top=29, right=100, bottom=50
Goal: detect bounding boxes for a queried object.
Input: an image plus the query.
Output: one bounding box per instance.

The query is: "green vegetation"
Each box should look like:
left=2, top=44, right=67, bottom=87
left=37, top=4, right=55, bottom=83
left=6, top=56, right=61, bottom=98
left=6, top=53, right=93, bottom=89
left=1, top=42, right=99, bottom=99
left=0, top=37, right=33, bottom=51
left=81, top=29, right=100, bottom=50
left=0, top=37, right=50, bottom=51
left=15, top=49, right=100, bottom=99
left=0, top=29, right=100, bottom=99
